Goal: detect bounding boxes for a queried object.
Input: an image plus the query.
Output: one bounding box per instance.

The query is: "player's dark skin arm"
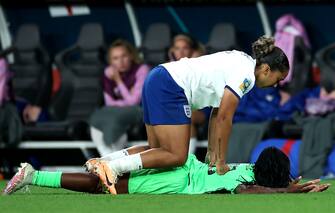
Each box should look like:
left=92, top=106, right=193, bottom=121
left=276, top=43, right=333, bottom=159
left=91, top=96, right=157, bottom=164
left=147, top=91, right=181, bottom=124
left=236, top=185, right=290, bottom=194
left=235, top=179, right=330, bottom=194
left=60, top=173, right=130, bottom=194
left=210, top=88, right=239, bottom=175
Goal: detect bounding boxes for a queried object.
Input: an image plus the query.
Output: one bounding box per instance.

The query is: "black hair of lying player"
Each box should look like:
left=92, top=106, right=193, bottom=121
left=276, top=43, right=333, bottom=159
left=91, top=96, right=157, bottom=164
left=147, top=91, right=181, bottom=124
left=253, top=146, right=292, bottom=188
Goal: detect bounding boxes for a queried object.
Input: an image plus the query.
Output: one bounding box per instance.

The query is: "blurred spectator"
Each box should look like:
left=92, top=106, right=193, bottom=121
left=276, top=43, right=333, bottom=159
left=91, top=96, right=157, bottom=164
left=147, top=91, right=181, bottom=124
left=168, top=34, right=194, bottom=61
left=274, top=14, right=311, bottom=86
left=233, top=85, right=335, bottom=123
left=17, top=104, right=48, bottom=123
left=0, top=58, right=23, bottom=147
left=169, top=34, right=211, bottom=154
left=233, top=14, right=320, bottom=123
left=0, top=59, right=10, bottom=106
left=90, top=39, right=150, bottom=156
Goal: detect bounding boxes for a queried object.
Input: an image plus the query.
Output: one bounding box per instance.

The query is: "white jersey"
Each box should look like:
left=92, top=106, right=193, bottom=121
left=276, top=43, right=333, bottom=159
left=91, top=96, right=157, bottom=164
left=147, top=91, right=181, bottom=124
left=161, top=50, right=256, bottom=110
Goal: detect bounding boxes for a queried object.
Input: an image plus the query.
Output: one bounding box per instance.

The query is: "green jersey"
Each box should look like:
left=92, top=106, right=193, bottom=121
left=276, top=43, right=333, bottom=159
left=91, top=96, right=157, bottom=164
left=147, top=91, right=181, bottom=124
left=128, top=154, right=255, bottom=194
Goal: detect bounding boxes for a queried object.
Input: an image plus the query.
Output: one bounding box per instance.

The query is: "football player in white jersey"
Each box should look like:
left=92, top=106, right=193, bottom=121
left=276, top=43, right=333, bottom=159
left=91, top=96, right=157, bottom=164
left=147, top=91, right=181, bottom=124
left=84, top=36, right=290, bottom=190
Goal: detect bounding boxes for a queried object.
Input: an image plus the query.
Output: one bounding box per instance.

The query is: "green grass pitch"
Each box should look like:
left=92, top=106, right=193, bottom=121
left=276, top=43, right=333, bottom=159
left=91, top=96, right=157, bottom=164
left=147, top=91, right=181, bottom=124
left=1, top=180, right=335, bottom=213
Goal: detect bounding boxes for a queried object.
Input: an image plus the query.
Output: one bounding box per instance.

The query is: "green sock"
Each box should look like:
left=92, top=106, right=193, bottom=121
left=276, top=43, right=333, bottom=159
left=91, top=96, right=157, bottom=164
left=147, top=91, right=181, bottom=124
left=32, top=171, right=62, bottom=188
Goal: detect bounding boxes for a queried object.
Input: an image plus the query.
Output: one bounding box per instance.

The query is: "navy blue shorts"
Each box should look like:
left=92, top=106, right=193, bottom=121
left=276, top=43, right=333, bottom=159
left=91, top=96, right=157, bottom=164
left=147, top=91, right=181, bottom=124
left=142, top=66, right=191, bottom=125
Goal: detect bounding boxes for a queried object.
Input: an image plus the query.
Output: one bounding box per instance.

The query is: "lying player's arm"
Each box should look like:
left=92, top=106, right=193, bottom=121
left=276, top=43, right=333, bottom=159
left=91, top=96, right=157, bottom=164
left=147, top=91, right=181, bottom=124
left=235, top=184, right=287, bottom=194
left=235, top=179, right=330, bottom=194
left=212, top=88, right=239, bottom=175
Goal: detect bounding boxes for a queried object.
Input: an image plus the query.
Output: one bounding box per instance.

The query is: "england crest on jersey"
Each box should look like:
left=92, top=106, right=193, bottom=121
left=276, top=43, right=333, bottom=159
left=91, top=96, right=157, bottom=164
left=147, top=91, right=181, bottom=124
left=184, top=105, right=192, bottom=118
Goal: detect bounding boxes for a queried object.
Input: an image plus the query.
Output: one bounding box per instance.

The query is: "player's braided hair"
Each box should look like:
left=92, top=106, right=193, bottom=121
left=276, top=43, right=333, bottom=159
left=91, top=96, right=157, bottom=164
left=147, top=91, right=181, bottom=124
left=252, top=36, right=290, bottom=73
left=253, top=147, right=292, bottom=188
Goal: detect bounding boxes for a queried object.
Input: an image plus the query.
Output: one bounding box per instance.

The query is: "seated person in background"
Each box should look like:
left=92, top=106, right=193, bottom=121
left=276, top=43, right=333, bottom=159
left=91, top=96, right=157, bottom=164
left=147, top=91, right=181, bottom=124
left=17, top=102, right=48, bottom=124
left=279, top=86, right=335, bottom=118
left=319, top=87, right=335, bottom=100
left=169, top=34, right=211, bottom=154
left=3, top=147, right=329, bottom=195
left=168, top=34, right=194, bottom=61
left=90, top=39, right=150, bottom=156
left=279, top=86, right=334, bottom=107
left=0, top=58, right=48, bottom=124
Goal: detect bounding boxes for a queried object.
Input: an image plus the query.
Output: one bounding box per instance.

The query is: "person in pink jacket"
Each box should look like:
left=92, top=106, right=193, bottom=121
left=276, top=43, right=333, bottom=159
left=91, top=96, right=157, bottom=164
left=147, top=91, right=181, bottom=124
left=90, top=39, right=150, bottom=156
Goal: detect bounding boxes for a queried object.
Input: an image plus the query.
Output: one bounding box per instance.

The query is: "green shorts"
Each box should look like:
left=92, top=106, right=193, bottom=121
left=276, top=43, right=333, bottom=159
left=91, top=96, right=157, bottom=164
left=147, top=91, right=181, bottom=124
left=128, top=160, right=191, bottom=194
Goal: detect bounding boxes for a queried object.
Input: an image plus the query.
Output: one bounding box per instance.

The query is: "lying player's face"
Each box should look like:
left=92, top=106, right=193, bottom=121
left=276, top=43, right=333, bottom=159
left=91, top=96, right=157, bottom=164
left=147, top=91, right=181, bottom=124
left=109, top=46, right=133, bottom=73
left=256, top=65, right=288, bottom=88
left=172, top=39, right=193, bottom=60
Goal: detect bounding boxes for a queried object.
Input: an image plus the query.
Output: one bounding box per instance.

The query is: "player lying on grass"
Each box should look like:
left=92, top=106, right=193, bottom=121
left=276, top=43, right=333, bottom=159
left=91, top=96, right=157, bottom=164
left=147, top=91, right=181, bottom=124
left=2, top=147, right=330, bottom=195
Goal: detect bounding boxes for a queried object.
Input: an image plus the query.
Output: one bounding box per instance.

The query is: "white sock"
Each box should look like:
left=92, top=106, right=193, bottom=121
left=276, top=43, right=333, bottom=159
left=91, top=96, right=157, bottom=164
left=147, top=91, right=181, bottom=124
left=101, top=149, right=129, bottom=161
left=90, top=127, right=113, bottom=156
left=107, top=153, right=143, bottom=174
left=189, top=137, right=197, bottom=154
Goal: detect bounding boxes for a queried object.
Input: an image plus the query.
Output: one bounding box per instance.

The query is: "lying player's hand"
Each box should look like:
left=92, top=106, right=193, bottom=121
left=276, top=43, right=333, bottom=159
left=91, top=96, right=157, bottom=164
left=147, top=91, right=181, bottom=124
left=215, top=160, right=230, bottom=175
left=309, top=183, right=331, bottom=192
left=287, top=176, right=322, bottom=193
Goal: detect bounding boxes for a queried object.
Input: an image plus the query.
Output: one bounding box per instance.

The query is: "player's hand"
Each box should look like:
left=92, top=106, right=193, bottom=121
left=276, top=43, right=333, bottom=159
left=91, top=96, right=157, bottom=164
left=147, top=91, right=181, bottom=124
left=207, top=151, right=217, bottom=174
left=105, top=66, right=116, bottom=80
left=205, top=151, right=215, bottom=164
left=23, top=105, right=42, bottom=123
left=215, top=160, right=230, bottom=175
left=309, top=183, right=331, bottom=192
left=106, top=66, right=121, bottom=83
left=112, top=70, right=122, bottom=83
left=287, top=176, right=322, bottom=193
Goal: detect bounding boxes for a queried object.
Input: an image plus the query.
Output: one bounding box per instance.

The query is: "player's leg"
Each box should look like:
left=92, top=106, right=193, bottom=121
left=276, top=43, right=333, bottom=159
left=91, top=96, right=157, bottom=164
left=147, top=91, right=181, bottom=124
left=140, top=124, right=190, bottom=168
left=93, top=65, right=191, bottom=186
left=61, top=173, right=102, bottom=193
left=88, top=89, right=159, bottom=163
left=103, top=124, right=190, bottom=175
left=93, top=124, right=190, bottom=192
left=86, top=124, right=155, bottom=169
left=114, top=173, right=130, bottom=194
left=110, top=124, right=159, bottom=156
left=131, top=64, right=191, bottom=168
left=2, top=163, right=104, bottom=195
left=107, top=124, right=158, bottom=156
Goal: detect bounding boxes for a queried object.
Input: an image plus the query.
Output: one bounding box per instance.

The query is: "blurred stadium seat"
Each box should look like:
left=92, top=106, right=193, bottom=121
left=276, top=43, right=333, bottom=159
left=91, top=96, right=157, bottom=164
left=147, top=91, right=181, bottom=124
left=0, top=24, right=52, bottom=109
left=206, top=23, right=238, bottom=53
left=140, top=23, right=171, bottom=66
left=51, top=22, right=105, bottom=123
left=23, top=23, right=106, bottom=141
left=316, top=42, right=335, bottom=93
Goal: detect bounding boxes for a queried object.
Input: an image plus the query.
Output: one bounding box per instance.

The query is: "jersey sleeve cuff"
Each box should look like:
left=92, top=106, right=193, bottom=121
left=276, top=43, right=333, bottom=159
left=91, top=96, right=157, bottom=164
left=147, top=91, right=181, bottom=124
left=225, top=85, right=241, bottom=100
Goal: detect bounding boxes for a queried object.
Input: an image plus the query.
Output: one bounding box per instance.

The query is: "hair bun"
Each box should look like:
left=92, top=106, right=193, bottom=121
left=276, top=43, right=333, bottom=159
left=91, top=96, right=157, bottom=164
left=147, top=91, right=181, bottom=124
left=252, top=36, right=275, bottom=59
